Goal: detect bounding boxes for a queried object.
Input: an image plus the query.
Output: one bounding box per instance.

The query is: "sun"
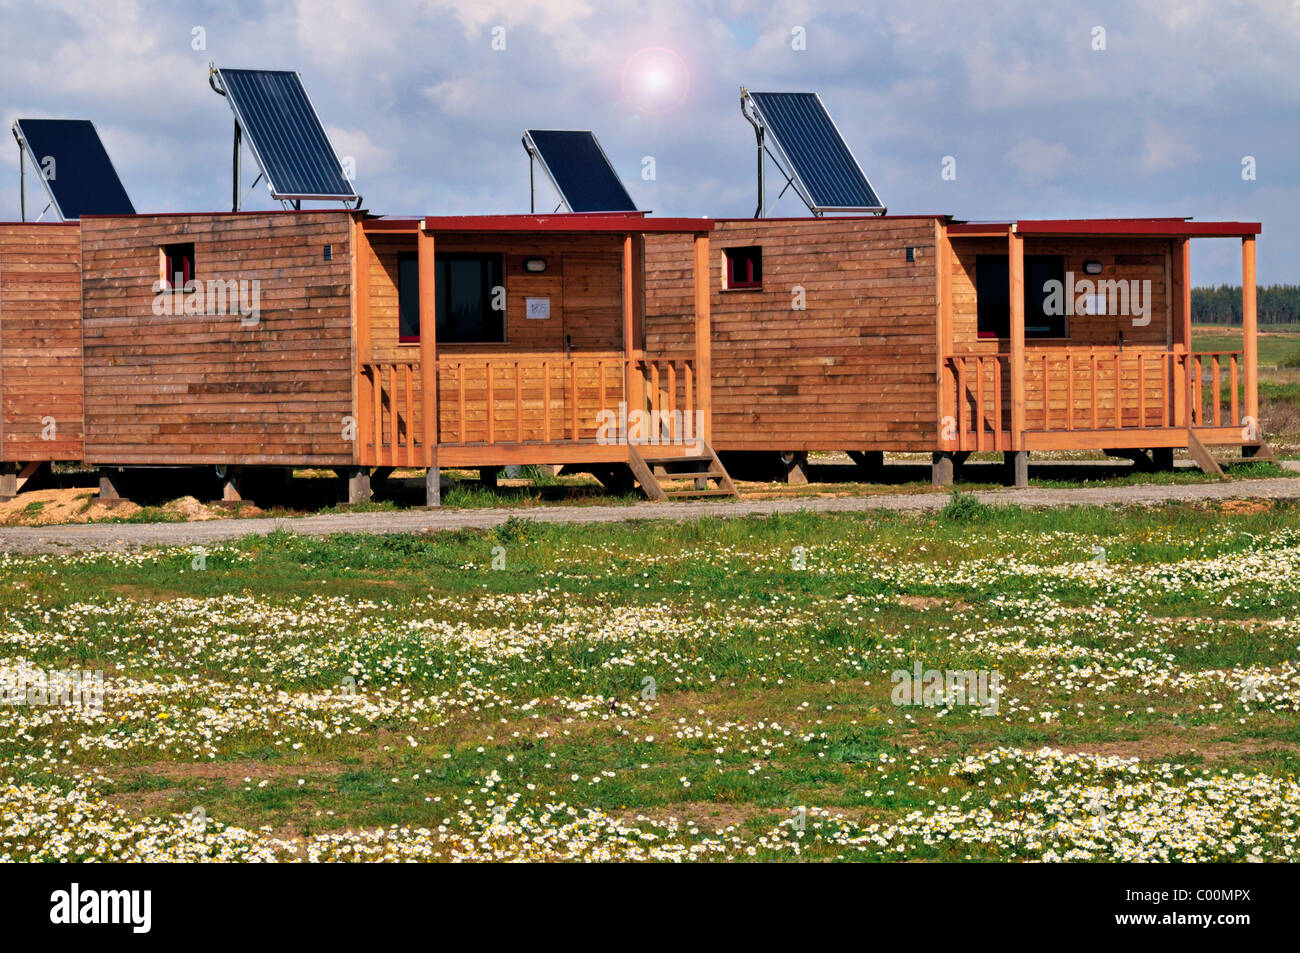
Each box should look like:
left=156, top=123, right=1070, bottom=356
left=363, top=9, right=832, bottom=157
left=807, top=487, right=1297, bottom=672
left=620, top=47, right=690, bottom=115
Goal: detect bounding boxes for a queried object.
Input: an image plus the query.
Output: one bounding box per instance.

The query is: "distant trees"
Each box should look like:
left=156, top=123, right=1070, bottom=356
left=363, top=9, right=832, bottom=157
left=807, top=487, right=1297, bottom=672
left=1193, top=285, right=1300, bottom=326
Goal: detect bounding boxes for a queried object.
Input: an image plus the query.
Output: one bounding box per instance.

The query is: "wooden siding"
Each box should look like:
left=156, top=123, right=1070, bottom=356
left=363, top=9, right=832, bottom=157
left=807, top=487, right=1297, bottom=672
left=645, top=218, right=940, bottom=452
left=80, top=212, right=354, bottom=466
left=360, top=230, right=631, bottom=451
left=0, top=223, right=84, bottom=461
left=950, top=237, right=1172, bottom=352
left=364, top=232, right=625, bottom=362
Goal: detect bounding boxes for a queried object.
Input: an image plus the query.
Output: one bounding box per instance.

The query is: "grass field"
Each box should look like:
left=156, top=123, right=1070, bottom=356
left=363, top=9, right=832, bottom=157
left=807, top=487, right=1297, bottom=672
left=1195, top=325, right=1300, bottom=454
left=1, top=497, right=1297, bottom=862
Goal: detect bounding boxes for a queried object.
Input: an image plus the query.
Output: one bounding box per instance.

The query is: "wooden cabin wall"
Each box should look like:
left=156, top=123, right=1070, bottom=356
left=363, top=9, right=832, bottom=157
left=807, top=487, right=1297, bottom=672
left=364, top=231, right=625, bottom=361
left=0, top=223, right=84, bottom=462
left=949, top=236, right=1172, bottom=353
left=362, top=231, right=628, bottom=448
left=80, top=212, right=354, bottom=466
left=645, top=218, right=941, bottom=453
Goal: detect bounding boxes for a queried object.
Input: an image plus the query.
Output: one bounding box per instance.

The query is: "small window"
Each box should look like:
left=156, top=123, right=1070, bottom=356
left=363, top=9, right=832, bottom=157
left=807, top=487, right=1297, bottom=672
left=161, top=243, right=195, bottom=291
left=397, top=252, right=506, bottom=344
left=975, top=254, right=1067, bottom=339
left=723, top=246, right=762, bottom=289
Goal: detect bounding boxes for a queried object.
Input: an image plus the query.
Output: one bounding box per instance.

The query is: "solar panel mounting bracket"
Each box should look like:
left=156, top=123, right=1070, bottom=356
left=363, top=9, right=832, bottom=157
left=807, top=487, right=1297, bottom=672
left=521, top=134, right=563, bottom=213
left=12, top=123, right=55, bottom=221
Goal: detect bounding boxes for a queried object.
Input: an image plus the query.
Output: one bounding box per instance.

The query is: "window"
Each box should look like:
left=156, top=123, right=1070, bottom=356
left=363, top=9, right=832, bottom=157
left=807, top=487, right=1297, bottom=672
left=161, top=243, right=195, bottom=291
left=398, top=252, right=506, bottom=344
left=438, top=253, right=505, bottom=343
left=397, top=253, right=420, bottom=342
left=723, top=246, right=762, bottom=289
left=975, top=254, right=1067, bottom=339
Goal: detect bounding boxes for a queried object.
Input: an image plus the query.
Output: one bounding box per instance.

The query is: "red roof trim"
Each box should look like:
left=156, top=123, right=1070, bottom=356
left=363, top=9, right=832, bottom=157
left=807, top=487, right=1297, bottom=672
left=420, top=214, right=713, bottom=233
left=78, top=209, right=358, bottom=220
left=0, top=220, right=80, bottom=227
left=1014, top=219, right=1260, bottom=237
left=947, top=218, right=1261, bottom=238
left=946, top=222, right=1011, bottom=235
left=711, top=214, right=947, bottom=224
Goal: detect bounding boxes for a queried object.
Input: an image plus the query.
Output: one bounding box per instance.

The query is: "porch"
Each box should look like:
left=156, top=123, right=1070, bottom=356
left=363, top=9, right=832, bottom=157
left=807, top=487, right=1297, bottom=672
left=938, top=218, right=1265, bottom=483
left=350, top=214, right=734, bottom=502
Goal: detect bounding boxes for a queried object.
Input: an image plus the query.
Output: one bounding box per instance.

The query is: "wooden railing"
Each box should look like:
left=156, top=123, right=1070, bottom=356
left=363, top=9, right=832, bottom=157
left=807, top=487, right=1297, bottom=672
left=359, top=362, right=422, bottom=468
left=357, top=355, right=697, bottom=466
left=943, top=348, right=1244, bottom=451
left=945, top=353, right=1006, bottom=451
left=1188, top=351, right=1245, bottom=429
left=640, top=355, right=698, bottom=444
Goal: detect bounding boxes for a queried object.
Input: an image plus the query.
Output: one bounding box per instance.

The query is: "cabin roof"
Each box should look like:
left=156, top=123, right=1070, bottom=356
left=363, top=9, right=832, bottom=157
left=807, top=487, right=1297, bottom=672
left=364, top=213, right=713, bottom=234
left=948, top=217, right=1261, bottom=238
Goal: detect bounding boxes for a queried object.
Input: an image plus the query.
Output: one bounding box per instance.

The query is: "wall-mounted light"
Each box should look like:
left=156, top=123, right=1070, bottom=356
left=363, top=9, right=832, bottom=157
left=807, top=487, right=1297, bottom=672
left=524, top=258, right=547, bottom=273
left=1083, top=260, right=1103, bottom=275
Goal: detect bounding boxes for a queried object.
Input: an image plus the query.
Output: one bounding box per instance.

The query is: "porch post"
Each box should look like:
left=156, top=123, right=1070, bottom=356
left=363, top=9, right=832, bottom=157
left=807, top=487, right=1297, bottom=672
left=418, top=223, right=440, bottom=505
left=1171, top=238, right=1190, bottom=426
left=622, top=234, right=645, bottom=419
left=352, top=216, right=372, bottom=466
left=692, top=231, right=712, bottom=445
left=1008, top=227, right=1027, bottom=485
left=1242, top=235, right=1259, bottom=439
left=936, top=221, right=955, bottom=451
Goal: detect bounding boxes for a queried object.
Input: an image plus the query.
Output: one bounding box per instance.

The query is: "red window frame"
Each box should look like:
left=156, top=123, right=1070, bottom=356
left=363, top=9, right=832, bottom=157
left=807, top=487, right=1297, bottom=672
left=724, top=246, right=762, bottom=290
left=161, top=243, right=195, bottom=292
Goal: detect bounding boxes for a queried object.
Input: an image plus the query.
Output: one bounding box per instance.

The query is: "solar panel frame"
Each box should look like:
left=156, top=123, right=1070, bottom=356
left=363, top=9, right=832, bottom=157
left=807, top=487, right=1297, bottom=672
left=523, top=129, right=638, bottom=214
left=12, top=119, right=136, bottom=220
left=746, top=91, right=884, bottom=213
left=215, top=67, right=358, bottom=202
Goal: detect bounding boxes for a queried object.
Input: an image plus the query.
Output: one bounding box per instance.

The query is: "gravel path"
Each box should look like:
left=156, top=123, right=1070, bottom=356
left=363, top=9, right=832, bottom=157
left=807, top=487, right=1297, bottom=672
left=1, top=476, right=1298, bottom=555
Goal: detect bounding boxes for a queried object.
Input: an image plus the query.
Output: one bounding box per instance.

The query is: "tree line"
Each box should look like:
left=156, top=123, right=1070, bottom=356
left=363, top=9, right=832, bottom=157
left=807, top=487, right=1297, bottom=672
left=1193, top=285, right=1300, bottom=326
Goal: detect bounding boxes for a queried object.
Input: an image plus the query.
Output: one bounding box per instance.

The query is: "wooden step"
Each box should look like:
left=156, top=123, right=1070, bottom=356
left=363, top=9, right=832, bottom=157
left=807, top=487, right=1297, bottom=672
left=627, top=442, right=740, bottom=502
left=652, top=465, right=725, bottom=479
left=642, top=454, right=713, bottom=466
left=1185, top=429, right=1228, bottom=480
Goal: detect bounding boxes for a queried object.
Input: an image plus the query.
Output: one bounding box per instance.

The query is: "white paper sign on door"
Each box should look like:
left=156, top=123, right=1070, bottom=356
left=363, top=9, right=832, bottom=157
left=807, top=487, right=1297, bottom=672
left=525, top=297, right=551, bottom=319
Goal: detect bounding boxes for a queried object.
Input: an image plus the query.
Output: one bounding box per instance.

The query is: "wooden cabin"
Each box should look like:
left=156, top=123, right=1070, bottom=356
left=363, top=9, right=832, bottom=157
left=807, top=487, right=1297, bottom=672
left=646, top=215, right=1266, bottom=485
left=0, top=210, right=730, bottom=504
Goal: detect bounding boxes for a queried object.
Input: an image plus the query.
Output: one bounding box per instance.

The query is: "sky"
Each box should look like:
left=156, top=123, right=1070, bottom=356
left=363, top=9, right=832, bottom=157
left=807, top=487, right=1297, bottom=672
left=2, top=0, right=1298, bottom=284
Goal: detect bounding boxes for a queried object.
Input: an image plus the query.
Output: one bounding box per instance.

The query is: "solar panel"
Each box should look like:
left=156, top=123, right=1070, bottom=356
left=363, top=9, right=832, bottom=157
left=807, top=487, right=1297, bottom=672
left=215, top=68, right=356, bottom=201
left=12, top=119, right=135, bottom=219
left=745, top=91, right=883, bottom=212
left=523, top=130, right=637, bottom=213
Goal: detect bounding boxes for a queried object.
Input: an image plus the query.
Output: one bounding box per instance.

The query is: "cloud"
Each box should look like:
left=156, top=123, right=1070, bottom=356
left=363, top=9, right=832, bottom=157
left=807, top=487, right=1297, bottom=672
left=0, top=0, right=1296, bottom=282
left=1005, top=137, right=1072, bottom=185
